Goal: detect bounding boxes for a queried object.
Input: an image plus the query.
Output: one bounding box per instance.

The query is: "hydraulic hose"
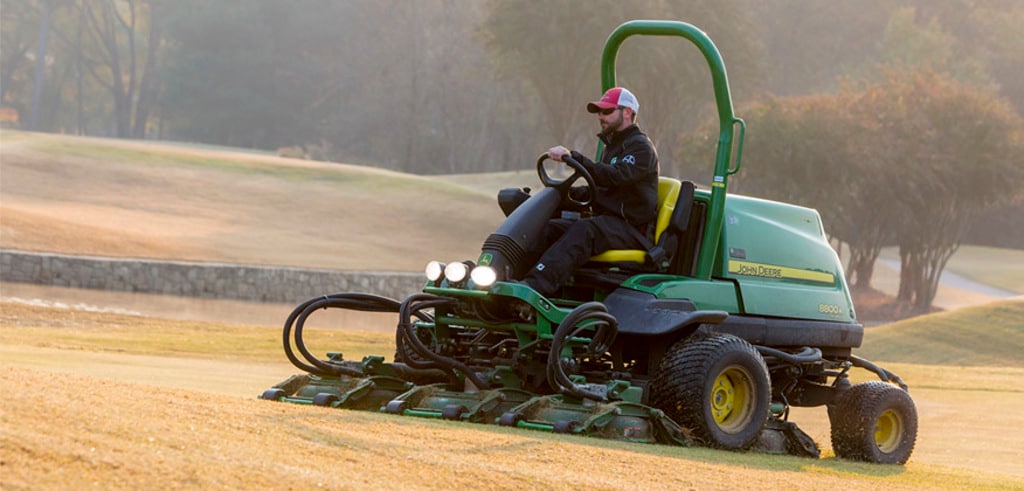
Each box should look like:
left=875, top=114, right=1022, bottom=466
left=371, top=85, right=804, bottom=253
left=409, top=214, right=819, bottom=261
left=396, top=293, right=491, bottom=390
left=394, top=296, right=445, bottom=370
left=851, top=354, right=908, bottom=391
left=282, top=293, right=406, bottom=377
left=546, top=302, right=618, bottom=402
left=755, top=345, right=822, bottom=365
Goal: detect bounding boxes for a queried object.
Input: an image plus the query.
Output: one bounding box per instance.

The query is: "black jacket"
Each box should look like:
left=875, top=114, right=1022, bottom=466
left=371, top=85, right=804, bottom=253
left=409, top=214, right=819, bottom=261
left=571, top=124, right=659, bottom=227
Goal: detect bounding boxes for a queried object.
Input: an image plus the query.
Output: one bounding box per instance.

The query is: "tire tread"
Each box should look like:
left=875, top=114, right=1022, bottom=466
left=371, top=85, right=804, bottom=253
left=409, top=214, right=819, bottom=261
left=650, top=333, right=770, bottom=449
left=829, top=381, right=917, bottom=464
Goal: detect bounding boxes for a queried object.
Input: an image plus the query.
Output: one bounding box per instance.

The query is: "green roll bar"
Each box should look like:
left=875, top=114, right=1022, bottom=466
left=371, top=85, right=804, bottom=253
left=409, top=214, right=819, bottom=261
left=598, top=20, right=745, bottom=280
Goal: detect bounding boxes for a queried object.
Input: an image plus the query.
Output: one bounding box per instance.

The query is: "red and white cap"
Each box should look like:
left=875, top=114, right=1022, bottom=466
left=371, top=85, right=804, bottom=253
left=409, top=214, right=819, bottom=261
left=587, top=87, right=639, bottom=113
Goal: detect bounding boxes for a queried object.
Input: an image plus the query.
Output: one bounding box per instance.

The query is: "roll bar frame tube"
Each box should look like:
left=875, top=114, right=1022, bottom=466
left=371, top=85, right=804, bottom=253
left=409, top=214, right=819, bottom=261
left=599, top=20, right=744, bottom=280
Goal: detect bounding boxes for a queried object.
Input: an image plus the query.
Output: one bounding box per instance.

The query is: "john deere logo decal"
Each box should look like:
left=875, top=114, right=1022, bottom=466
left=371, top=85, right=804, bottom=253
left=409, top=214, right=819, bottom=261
left=479, top=253, right=493, bottom=266
left=728, top=260, right=835, bottom=284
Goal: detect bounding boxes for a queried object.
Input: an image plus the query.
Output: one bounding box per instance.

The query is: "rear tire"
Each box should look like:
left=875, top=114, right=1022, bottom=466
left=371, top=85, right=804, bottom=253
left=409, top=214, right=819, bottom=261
left=829, top=381, right=917, bottom=464
left=650, top=333, right=771, bottom=450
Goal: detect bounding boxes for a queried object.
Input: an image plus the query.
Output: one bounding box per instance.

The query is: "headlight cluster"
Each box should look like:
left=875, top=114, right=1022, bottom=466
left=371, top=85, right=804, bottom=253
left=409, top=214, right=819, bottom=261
left=424, top=260, right=497, bottom=288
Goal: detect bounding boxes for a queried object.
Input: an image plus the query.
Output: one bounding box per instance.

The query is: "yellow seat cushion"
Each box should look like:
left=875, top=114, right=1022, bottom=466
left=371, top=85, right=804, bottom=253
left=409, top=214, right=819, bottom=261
left=589, top=177, right=682, bottom=264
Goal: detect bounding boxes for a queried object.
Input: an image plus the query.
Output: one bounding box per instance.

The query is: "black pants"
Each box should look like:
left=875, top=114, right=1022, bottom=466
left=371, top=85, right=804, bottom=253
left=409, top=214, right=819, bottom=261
left=524, top=214, right=646, bottom=296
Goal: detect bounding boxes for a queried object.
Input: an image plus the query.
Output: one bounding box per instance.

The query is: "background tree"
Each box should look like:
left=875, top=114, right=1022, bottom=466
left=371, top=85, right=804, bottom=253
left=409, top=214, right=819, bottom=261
left=481, top=0, right=763, bottom=173
left=869, top=71, right=1023, bottom=310
left=319, top=0, right=538, bottom=173
left=747, top=0, right=897, bottom=96
left=906, top=0, right=1024, bottom=114
left=684, top=68, right=1023, bottom=310
left=75, top=0, right=160, bottom=138
left=0, top=0, right=39, bottom=107
left=159, top=1, right=326, bottom=148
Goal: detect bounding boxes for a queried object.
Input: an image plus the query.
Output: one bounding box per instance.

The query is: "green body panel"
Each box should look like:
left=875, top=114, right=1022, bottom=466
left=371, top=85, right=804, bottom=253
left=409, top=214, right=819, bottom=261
left=625, top=189, right=855, bottom=322
left=715, top=192, right=856, bottom=322
left=624, top=275, right=741, bottom=312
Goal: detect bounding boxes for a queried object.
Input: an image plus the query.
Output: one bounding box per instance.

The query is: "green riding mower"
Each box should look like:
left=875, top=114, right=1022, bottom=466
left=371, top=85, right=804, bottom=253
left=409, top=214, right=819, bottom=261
left=260, top=20, right=917, bottom=465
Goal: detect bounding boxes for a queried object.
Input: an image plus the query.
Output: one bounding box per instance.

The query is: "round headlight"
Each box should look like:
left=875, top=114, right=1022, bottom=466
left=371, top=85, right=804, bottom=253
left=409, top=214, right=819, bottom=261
left=470, top=266, right=497, bottom=288
left=425, top=261, right=445, bottom=282
left=444, top=262, right=469, bottom=283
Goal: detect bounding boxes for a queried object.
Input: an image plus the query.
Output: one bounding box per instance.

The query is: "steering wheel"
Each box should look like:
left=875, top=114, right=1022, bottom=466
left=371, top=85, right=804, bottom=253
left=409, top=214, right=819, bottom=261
left=536, top=152, right=597, bottom=208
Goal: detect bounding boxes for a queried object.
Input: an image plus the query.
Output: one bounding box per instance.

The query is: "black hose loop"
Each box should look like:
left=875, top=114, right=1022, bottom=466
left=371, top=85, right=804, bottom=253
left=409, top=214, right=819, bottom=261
left=546, top=302, right=619, bottom=402
left=293, top=298, right=365, bottom=377
left=395, top=295, right=451, bottom=370
left=282, top=293, right=403, bottom=376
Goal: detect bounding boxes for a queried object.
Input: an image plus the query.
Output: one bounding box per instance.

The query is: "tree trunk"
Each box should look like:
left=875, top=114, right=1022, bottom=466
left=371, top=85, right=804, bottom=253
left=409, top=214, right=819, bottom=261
left=75, top=4, right=85, bottom=135
left=28, top=0, right=52, bottom=131
left=131, top=4, right=160, bottom=139
left=897, top=248, right=917, bottom=303
left=847, top=247, right=878, bottom=290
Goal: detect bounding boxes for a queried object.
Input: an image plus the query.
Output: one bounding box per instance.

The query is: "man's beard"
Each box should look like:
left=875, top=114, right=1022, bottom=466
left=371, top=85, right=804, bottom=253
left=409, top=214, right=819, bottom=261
left=600, top=112, right=624, bottom=138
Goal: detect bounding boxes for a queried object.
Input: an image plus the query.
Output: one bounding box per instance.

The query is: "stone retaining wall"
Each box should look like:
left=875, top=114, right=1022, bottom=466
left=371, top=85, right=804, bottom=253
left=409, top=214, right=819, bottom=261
left=0, top=250, right=424, bottom=303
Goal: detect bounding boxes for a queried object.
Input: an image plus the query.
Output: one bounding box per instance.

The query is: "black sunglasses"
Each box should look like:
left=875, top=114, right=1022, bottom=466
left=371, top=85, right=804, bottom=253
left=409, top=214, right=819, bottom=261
left=599, top=106, right=625, bottom=116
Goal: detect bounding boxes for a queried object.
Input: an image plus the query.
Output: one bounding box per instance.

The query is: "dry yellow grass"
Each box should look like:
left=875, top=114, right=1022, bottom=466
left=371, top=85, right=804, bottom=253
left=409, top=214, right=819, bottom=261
left=2, top=301, right=1024, bottom=490
left=2, top=363, right=1019, bottom=491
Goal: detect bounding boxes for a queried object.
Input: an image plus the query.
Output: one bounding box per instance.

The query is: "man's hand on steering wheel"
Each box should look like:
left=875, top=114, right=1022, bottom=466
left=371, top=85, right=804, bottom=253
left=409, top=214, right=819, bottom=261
left=536, top=150, right=596, bottom=208
left=547, top=145, right=571, bottom=163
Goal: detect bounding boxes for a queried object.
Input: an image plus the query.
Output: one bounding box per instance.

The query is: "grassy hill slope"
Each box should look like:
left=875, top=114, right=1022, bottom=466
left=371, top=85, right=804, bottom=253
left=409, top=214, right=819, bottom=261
left=1, top=130, right=504, bottom=271
left=859, top=298, right=1024, bottom=366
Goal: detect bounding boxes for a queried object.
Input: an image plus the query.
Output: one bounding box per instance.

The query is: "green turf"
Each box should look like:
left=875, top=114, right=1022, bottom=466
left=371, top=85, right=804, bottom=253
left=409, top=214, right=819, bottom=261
left=941, top=245, right=1024, bottom=294
left=859, top=298, right=1024, bottom=367
left=16, top=132, right=483, bottom=200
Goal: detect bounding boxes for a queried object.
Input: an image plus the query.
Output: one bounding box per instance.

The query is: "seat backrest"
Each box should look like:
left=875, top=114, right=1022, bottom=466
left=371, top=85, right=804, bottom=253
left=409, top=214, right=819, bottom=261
left=650, top=180, right=696, bottom=270
left=663, top=180, right=695, bottom=239
left=651, top=177, right=683, bottom=245
left=671, top=199, right=706, bottom=276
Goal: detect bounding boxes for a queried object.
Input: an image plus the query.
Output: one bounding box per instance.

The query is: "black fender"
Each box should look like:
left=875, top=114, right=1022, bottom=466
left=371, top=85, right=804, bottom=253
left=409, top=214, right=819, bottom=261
left=603, top=288, right=727, bottom=337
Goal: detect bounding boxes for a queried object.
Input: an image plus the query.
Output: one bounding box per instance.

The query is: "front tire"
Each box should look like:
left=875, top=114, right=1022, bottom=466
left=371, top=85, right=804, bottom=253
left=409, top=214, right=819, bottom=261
left=651, top=333, right=771, bottom=450
left=829, top=381, right=917, bottom=464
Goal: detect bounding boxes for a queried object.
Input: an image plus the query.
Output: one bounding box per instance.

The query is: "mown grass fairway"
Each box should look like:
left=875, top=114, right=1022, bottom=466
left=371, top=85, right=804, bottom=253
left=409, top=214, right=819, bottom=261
left=8, top=367, right=1015, bottom=491
left=3, top=299, right=1024, bottom=490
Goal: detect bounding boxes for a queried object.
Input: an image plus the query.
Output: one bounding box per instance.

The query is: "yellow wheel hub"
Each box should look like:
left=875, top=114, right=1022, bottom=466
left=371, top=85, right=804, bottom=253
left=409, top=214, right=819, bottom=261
left=711, top=366, right=754, bottom=433
left=874, top=408, right=903, bottom=453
